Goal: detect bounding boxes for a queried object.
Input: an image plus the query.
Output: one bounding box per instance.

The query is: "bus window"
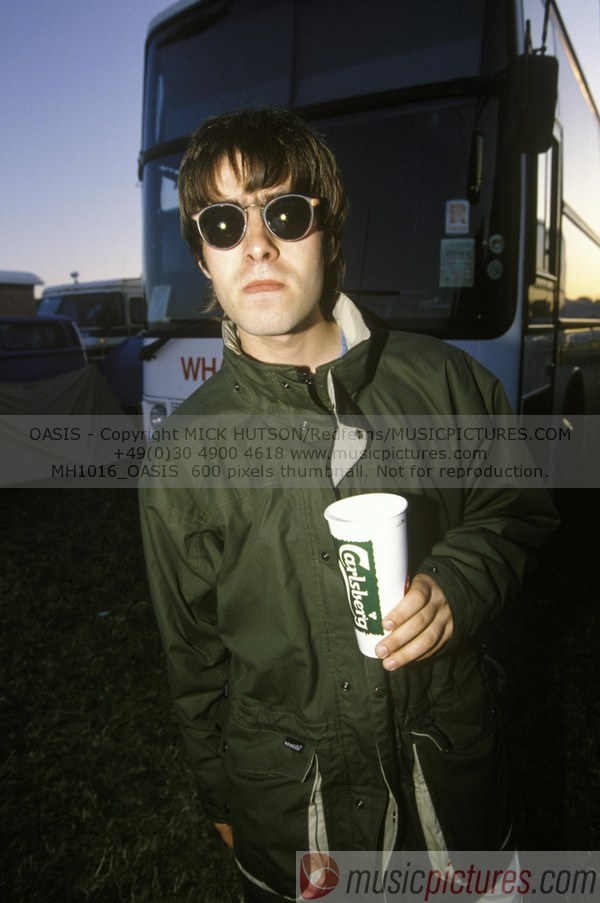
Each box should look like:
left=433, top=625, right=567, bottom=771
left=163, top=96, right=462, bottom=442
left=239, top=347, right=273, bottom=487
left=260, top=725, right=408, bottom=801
left=293, top=0, right=506, bottom=106
left=144, top=2, right=291, bottom=148
left=560, top=217, right=600, bottom=316
left=554, top=17, right=600, bottom=239
left=535, top=139, right=560, bottom=277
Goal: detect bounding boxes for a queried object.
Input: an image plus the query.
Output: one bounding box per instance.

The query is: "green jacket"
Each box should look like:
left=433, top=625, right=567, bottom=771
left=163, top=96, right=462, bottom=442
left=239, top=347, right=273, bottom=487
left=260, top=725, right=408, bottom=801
left=139, top=295, right=558, bottom=899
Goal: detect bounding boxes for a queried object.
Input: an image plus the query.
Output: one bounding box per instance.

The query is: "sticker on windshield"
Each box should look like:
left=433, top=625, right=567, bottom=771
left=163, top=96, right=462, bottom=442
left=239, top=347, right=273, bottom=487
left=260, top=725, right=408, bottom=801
left=439, top=238, right=475, bottom=288
left=445, top=199, right=470, bottom=234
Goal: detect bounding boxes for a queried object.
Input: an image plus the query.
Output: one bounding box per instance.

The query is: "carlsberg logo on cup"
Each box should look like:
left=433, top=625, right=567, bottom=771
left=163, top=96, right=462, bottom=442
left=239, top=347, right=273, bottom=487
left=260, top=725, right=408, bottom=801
left=337, top=542, right=381, bottom=634
left=324, top=493, right=409, bottom=657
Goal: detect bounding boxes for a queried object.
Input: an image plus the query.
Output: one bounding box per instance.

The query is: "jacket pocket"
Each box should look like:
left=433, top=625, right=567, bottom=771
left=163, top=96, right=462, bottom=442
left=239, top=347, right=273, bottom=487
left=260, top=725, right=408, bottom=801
left=223, top=722, right=327, bottom=899
left=413, top=682, right=501, bottom=752
left=224, top=723, right=316, bottom=780
left=405, top=682, right=510, bottom=852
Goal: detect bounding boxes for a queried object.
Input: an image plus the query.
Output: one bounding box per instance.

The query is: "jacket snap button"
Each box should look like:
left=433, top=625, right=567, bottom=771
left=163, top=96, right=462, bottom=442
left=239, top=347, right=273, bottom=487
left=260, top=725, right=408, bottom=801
left=341, top=681, right=351, bottom=692
left=321, top=551, right=330, bottom=561
left=355, top=799, right=365, bottom=809
left=373, top=685, right=387, bottom=698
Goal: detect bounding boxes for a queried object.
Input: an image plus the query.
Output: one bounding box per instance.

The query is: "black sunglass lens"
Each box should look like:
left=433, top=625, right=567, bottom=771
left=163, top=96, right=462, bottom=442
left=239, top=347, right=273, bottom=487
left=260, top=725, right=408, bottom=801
left=200, top=205, right=245, bottom=248
left=266, top=196, right=313, bottom=240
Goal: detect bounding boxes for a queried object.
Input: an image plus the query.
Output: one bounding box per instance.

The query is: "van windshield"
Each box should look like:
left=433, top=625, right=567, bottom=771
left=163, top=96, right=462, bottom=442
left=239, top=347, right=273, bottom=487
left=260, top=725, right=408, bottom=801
left=40, top=293, right=124, bottom=330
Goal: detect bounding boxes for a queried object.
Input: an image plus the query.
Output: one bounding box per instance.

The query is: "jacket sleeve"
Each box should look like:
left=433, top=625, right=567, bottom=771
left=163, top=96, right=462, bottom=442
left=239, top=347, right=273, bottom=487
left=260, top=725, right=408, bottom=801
left=417, top=483, right=558, bottom=643
left=138, top=488, right=230, bottom=822
left=416, top=359, right=560, bottom=644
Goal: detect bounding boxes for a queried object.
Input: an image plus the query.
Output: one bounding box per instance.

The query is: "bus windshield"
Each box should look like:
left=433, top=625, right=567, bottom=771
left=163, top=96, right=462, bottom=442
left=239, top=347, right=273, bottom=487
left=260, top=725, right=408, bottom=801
left=143, top=0, right=505, bottom=149
left=318, top=98, right=507, bottom=335
left=142, top=0, right=511, bottom=337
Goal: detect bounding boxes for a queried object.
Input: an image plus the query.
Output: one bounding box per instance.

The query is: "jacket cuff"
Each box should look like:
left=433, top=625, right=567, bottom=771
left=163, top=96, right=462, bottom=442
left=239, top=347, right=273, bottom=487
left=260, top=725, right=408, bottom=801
left=415, top=556, right=484, bottom=649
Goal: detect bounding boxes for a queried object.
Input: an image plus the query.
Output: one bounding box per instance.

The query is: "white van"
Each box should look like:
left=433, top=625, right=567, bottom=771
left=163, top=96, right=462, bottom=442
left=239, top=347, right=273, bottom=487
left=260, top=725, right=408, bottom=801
left=39, top=278, right=146, bottom=361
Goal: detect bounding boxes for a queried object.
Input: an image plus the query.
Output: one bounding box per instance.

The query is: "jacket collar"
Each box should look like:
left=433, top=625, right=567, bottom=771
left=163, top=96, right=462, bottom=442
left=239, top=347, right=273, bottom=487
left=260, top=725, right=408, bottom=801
left=220, top=294, right=386, bottom=484
left=221, top=292, right=370, bottom=356
left=220, top=293, right=377, bottom=401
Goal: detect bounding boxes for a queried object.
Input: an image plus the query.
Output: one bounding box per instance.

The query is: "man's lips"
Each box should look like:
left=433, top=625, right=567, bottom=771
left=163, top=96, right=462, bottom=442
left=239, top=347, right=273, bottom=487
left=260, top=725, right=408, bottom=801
left=243, top=280, right=284, bottom=294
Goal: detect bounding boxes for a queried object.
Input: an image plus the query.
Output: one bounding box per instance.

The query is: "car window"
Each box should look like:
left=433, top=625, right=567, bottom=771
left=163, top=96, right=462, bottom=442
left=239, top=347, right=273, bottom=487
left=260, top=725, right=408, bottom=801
left=0, top=321, right=71, bottom=351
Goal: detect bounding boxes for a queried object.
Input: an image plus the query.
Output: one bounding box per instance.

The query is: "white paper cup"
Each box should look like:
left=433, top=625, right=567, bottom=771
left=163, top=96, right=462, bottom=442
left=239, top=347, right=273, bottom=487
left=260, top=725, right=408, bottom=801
left=324, top=493, right=409, bottom=657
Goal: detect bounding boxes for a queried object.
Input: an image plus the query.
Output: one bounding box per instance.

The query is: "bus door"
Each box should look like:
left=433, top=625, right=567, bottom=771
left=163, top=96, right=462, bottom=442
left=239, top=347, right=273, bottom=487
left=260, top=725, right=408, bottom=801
left=521, top=130, right=562, bottom=414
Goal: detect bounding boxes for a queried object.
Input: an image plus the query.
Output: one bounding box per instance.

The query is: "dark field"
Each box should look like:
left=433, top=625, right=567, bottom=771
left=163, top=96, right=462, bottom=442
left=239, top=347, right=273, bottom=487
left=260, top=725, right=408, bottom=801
left=1, top=488, right=598, bottom=901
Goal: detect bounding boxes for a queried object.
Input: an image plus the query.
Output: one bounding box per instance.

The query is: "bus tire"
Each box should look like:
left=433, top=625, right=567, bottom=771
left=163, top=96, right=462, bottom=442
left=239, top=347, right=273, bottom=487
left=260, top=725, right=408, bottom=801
left=560, top=369, right=585, bottom=417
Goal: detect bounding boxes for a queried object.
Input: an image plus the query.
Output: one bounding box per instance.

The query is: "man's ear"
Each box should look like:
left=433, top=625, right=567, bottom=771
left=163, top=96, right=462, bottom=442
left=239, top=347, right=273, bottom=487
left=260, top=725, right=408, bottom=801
left=323, top=236, right=337, bottom=267
left=198, top=257, right=211, bottom=280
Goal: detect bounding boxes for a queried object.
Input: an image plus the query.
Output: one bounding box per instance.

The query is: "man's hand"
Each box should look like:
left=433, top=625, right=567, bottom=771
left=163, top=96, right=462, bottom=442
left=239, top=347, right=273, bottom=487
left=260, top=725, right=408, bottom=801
left=214, top=822, right=234, bottom=849
left=375, top=573, right=453, bottom=670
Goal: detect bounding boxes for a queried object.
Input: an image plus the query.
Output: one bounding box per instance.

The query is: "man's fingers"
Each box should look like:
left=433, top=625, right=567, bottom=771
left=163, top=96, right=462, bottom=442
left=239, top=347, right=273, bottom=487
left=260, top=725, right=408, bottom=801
left=375, top=573, right=453, bottom=668
left=379, top=616, right=453, bottom=669
left=380, top=605, right=436, bottom=651
left=382, top=586, right=427, bottom=631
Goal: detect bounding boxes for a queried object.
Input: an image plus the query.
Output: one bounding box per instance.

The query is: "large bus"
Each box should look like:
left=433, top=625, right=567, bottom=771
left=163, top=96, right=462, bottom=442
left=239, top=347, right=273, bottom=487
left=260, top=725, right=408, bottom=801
left=139, top=0, right=600, bottom=429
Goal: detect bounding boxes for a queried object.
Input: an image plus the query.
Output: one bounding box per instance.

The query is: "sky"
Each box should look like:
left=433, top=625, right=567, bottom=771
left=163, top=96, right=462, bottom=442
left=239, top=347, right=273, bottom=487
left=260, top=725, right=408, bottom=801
left=1, top=0, right=599, bottom=296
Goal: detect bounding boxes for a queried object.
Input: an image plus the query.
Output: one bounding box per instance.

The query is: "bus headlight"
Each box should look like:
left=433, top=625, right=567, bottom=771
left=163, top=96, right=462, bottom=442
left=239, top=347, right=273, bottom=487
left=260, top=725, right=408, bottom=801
left=149, top=403, right=167, bottom=428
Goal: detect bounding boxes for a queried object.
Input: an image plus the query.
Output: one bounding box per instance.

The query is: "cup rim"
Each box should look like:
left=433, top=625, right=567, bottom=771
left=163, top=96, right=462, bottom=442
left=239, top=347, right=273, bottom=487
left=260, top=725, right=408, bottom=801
left=324, top=492, right=408, bottom=523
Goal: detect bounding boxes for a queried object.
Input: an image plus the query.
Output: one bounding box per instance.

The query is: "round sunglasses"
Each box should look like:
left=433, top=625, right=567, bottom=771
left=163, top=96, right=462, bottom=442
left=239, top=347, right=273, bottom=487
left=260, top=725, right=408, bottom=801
left=191, top=194, right=320, bottom=250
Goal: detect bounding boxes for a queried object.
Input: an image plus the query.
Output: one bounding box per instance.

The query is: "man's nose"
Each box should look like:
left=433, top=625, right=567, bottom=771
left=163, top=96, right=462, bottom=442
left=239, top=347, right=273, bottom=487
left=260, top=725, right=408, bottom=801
left=243, top=206, right=279, bottom=260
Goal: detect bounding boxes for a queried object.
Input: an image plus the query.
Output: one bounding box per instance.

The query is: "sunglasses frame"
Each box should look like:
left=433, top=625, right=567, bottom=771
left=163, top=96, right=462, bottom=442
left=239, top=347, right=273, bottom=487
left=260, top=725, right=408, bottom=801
left=191, top=194, right=320, bottom=250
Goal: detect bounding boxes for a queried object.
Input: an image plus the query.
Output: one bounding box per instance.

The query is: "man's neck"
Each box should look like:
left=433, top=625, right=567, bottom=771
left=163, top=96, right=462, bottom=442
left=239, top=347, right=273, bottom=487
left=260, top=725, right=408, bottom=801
left=237, top=320, right=342, bottom=373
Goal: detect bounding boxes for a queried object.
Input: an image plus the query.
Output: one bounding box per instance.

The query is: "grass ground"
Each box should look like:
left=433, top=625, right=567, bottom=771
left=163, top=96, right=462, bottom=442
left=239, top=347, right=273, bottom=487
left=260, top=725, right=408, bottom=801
left=1, top=490, right=241, bottom=902
left=1, top=488, right=598, bottom=901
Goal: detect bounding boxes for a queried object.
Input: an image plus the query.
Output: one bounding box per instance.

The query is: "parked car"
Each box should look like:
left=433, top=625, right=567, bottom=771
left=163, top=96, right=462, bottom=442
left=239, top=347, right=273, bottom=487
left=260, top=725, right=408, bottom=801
left=0, top=315, right=87, bottom=382
left=38, top=278, right=146, bottom=362
left=98, top=334, right=143, bottom=413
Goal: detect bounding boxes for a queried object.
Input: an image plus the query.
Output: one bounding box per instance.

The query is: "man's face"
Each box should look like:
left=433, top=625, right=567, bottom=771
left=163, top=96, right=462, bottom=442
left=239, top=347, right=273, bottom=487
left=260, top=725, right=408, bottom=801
left=198, top=158, right=326, bottom=346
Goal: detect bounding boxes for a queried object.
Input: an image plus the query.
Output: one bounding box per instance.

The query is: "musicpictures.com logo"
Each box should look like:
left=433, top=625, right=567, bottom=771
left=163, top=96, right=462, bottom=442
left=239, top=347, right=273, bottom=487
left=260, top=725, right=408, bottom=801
left=299, top=854, right=340, bottom=899
left=297, top=852, right=598, bottom=901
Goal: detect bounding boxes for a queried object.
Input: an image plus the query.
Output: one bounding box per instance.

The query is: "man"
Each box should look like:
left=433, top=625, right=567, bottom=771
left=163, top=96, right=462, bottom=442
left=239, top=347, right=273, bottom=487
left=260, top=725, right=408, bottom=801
left=139, top=108, right=557, bottom=902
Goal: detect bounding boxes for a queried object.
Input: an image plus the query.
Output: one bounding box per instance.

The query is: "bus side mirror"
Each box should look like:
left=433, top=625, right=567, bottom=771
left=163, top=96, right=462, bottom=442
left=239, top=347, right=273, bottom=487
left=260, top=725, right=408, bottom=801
left=509, top=53, right=558, bottom=154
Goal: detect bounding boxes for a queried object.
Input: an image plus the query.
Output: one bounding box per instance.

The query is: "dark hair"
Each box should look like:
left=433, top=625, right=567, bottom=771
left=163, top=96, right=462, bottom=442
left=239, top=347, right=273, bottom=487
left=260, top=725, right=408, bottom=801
left=178, top=108, right=349, bottom=316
